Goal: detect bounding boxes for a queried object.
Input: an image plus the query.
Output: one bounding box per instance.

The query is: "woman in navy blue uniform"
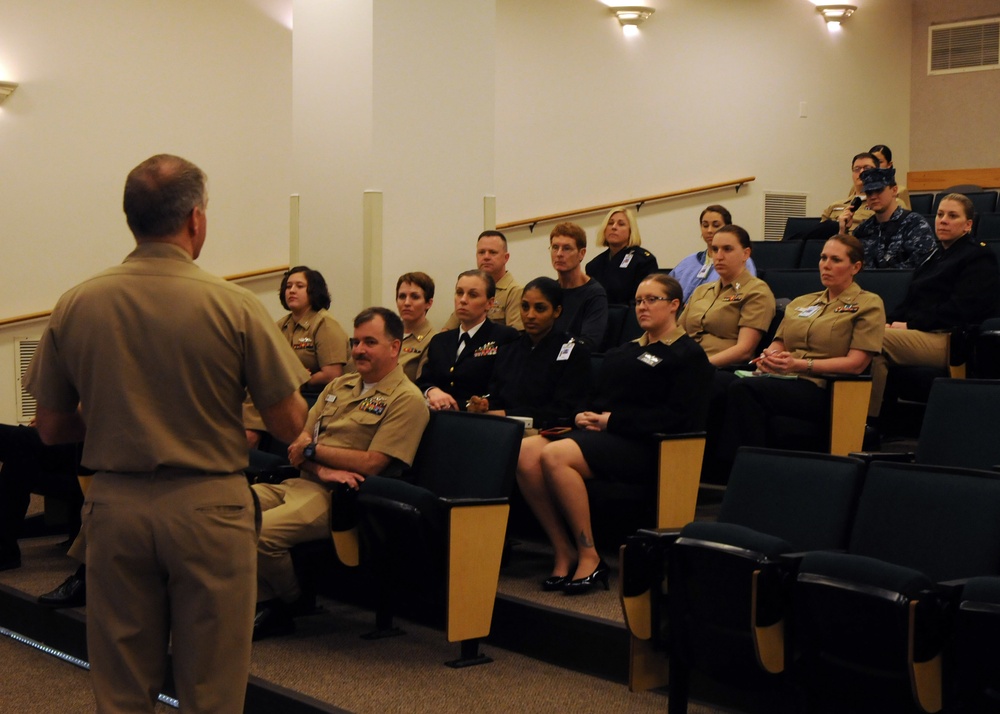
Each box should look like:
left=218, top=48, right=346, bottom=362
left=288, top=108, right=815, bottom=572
left=416, top=269, right=518, bottom=411
left=517, top=274, right=713, bottom=594
left=585, top=206, right=658, bottom=305
left=468, top=276, right=591, bottom=428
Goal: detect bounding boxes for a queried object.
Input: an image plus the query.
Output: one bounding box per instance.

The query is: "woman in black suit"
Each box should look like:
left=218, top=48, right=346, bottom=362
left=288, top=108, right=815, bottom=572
left=416, top=269, right=518, bottom=411
left=518, top=274, right=713, bottom=594
left=468, top=276, right=591, bottom=428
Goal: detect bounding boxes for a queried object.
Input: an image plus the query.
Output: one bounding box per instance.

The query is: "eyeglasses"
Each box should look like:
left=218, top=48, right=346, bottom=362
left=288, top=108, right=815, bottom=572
left=630, top=297, right=674, bottom=307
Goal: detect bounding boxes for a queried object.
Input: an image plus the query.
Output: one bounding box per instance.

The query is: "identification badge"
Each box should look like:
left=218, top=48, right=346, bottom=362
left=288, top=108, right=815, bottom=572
left=325, top=394, right=337, bottom=403
left=620, top=252, right=634, bottom=268
left=638, top=352, right=662, bottom=367
left=797, top=305, right=821, bottom=318
left=556, top=339, right=575, bottom=361
left=358, top=395, right=388, bottom=415
left=835, top=304, right=860, bottom=313
left=696, top=261, right=711, bottom=279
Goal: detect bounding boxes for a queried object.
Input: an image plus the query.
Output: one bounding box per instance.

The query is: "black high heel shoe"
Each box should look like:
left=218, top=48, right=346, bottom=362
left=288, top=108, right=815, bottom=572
left=563, top=560, right=610, bottom=595
left=541, top=574, right=570, bottom=591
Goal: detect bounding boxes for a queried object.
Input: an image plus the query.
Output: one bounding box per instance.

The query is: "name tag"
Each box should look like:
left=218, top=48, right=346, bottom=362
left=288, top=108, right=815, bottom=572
left=556, top=340, right=575, bottom=361
left=835, top=304, right=860, bottom=313
left=473, top=341, right=498, bottom=358
left=358, top=396, right=388, bottom=415
left=325, top=394, right=337, bottom=403
left=638, top=352, right=662, bottom=367
left=696, top=262, right=711, bottom=279
left=620, top=252, right=634, bottom=268
left=797, top=305, right=821, bottom=318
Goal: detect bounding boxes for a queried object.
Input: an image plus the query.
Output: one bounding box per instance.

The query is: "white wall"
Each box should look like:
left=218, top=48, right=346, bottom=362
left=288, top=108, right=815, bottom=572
left=292, top=0, right=495, bottom=325
left=0, top=0, right=292, bottom=422
left=496, top=0, right=914, bottom=275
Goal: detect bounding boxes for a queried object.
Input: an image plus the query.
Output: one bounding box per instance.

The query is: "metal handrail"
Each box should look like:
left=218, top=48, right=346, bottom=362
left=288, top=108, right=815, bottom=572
left=0, top=265, right=289, bottom=328
left=496, top=176, right=755, bottom=232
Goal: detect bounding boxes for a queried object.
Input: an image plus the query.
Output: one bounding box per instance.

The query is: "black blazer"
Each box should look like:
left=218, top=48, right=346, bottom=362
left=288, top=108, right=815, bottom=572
left=416, top=320, right=519, bottom=409
left=487, top=330, right=592, bottom=429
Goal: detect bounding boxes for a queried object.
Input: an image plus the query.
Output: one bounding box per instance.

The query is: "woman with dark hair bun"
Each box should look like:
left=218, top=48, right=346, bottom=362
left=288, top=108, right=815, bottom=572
left=468, top=276, right=591, bottom=428
left=670, top=205, right=758, bottom=301
left=245, top=265, right=349, bottom=447
left=517, top=274, right=713, bottom=594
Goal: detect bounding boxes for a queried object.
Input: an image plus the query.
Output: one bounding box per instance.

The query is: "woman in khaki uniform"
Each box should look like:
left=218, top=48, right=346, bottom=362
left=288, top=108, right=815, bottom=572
left=681, top=225, right=776, bottom=483
left=680, top=225, right=775, bottom=367
left=395, top=271, right=436, bottom=382
left=717, top=234, right=884, bottom=477
left=245, top=266, right=349, bottom=447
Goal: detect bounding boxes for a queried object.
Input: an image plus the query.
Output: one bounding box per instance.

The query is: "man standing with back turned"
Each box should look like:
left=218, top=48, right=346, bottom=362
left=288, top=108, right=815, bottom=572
left=26, top=154, right=309, bottom=713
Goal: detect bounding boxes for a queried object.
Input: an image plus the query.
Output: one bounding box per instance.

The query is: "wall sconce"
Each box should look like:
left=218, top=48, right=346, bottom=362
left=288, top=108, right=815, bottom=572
left=815, top=5, right=857, bottom=30
left=0, top=81, right=17, bottom=105
left=612, top=6, right=655, bottom=37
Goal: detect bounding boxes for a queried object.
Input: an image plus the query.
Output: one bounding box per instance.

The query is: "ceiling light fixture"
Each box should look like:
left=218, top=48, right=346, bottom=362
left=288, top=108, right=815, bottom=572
left=612, top=6, right=655, bottom=36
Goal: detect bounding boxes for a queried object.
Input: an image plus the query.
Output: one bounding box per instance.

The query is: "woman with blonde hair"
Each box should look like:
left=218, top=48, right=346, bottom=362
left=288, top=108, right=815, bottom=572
left=585, top=206, right=658, bottom=304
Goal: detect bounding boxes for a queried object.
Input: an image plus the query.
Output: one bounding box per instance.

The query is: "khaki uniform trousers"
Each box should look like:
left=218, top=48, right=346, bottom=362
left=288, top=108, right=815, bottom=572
left=84, top=472, right=256, bottom=714
left=253, top=478, right=332, bottom=602
left=868, top=328, right=949, bottom=417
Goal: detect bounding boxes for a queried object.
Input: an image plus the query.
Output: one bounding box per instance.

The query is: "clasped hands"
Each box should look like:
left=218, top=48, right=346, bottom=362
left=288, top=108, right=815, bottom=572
left=752, top=349, right=803, bottom=376
left=574, top=411, right=609, bottom=432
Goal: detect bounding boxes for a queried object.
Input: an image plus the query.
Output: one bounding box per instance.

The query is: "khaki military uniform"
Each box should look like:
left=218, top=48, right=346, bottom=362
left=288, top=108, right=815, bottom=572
left=254, top=364, right=428, bottom=602
left=244, top=308, right=350, bottom=430
left=442, top=271, right=524, bottom=331
left=775, top=282, right=885, bottom=387
left=680, top=270, right=776, bottom=361
left=399, top=317, right=435, bottom=382
left=25, top=241, right=309, bottom=714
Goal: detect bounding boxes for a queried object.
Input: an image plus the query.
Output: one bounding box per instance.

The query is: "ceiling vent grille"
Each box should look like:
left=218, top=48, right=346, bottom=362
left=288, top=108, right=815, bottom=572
left=15, top=338, right=38, bottom=424
left=762, top=192, right=808, bottom=242
left=929, top=18, right=1000, bottom=75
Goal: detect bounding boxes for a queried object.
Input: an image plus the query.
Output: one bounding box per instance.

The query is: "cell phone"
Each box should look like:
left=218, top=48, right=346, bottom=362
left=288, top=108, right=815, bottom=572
left=539, top=426, right=573, bottom=438
left=849, top=196, right=863, bottom=212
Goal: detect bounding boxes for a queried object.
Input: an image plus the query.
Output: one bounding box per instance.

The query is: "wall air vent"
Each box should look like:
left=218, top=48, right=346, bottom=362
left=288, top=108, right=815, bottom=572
left=762, top=192, right=808, bottom=242
left=15, top=338, right=38, bottom=424
left=929, top=18, right=1000, bottom=75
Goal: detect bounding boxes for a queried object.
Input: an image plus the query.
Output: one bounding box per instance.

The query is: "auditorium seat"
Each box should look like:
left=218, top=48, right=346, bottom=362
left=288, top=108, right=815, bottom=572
left=662, top=449, right=865, bottom=711
left=749, top=241, right=802, bottom=275
left=793, top=460, right=1000, bottom=714
left=354, top=410, right=523, bottom=667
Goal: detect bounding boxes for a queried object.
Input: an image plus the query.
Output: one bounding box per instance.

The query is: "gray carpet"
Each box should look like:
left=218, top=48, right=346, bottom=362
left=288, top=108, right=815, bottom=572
left=0, top=533, right=739, bottom=714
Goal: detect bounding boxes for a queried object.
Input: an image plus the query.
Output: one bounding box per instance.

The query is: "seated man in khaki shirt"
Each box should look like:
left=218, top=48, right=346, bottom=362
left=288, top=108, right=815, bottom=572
left=252, top=307, right=430, bottom=640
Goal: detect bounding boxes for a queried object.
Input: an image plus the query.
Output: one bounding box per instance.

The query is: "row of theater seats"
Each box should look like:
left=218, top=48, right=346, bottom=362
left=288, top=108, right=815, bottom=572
left=267, top=409, right=525, bottom=668
left=621, top=435, right=1000, bottom=713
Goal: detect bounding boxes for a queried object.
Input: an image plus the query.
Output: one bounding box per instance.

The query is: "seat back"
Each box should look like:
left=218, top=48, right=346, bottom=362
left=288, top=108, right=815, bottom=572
left=909, top=192, right=934, bottom=215
left=797, top=239, right=825, bottom=270
left=934, top=189, right=998, bottom=216
left=719, top=448, right=866, bottom=552
left=750, top=241, right=802, bottom=273
left=855, top=269, right=912, bottom=317
left=849, top=460, right=1000, bottom=582
left=783, top=216, right=823, bottom=241
left=405, top=411, right=524, bottom=499
left=971, top=319, right=1000, bottom=378
left=762, top=269, right=822, bottom=301
left=976, top=215, right=1000, bottom=241
left=916, top=379, right=1000, bottom=471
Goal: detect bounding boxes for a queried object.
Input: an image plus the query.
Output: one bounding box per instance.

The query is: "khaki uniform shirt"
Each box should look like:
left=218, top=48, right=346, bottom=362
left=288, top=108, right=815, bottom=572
left=775, top=281, right=885, bottom=386
left=26, top=242, right=309, bottom=473
left=244, top=308, right=350, bottom=430
left=399, top=317, right=435, bottom=382
left=680, top=270, right=776, bottom=359
left=303, top=364, right=428, bottom=480
left=443, top=271, right=524, bottom=331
